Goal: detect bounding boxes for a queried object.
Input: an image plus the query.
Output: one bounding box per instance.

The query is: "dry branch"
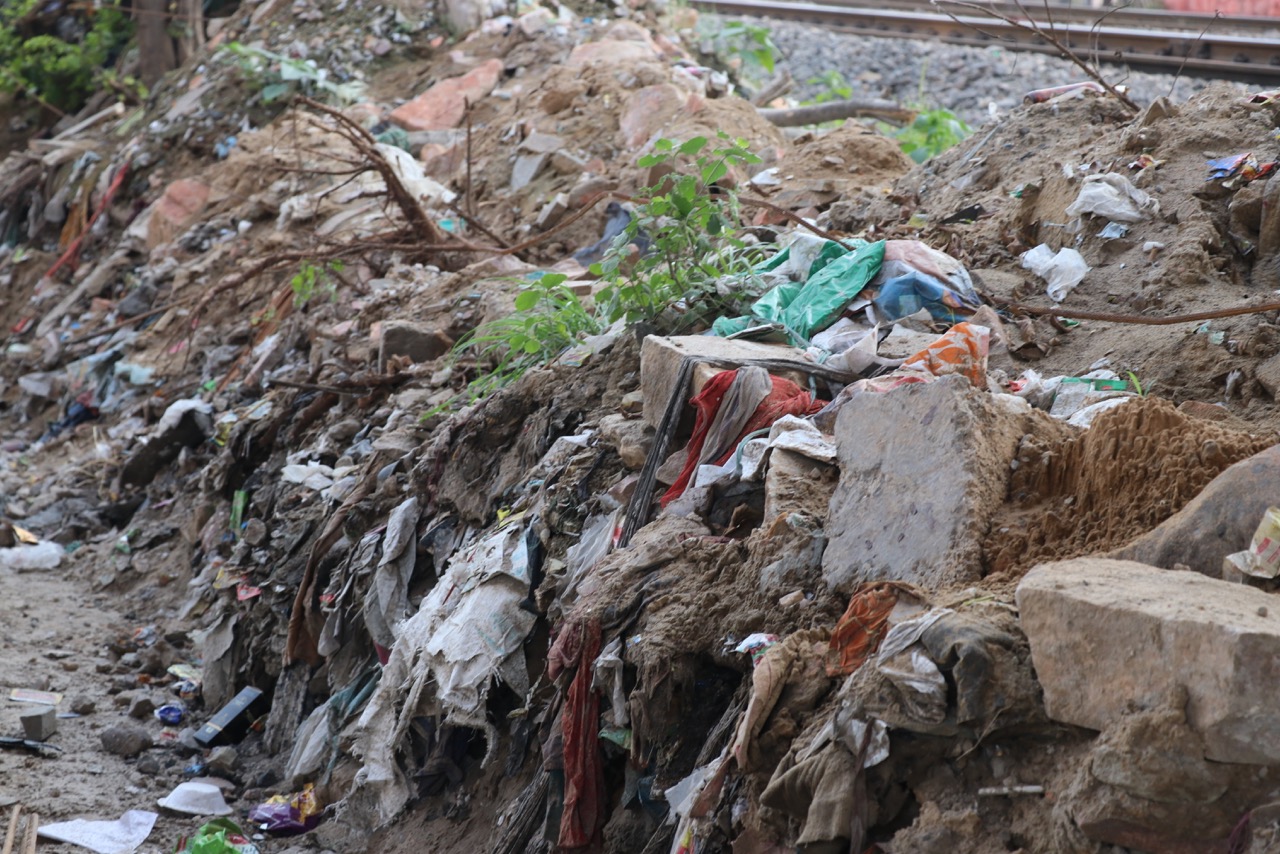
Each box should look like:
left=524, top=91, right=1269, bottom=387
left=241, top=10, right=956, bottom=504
left=933, top=0, right=1139, bottom=113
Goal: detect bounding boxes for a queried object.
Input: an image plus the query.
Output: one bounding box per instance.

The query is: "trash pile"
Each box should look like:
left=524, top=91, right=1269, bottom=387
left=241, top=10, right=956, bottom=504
left=8, top=1, right=1280, bottom=853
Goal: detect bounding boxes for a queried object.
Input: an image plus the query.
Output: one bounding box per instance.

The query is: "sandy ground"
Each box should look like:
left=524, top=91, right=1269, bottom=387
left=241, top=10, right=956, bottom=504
left=0, top=564, right=243, bottom=854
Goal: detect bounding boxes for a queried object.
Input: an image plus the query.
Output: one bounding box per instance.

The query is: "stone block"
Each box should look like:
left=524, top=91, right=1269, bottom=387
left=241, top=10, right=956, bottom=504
left=763, top=448, right=835, bottom=524
left=520, top=131, right=564, bottom=154
left=20, top=706, right=57, bottom=741
left=1257, top=352, right=1280, bottom=398
left=638, top=335, right=812, bottom=430
left=599, top=414, right=653, bottom=469
left=566, top=40, right=658, bottom=68
left=389, top=59, right=503, bottom=132
left=821, top=376, right=1028, bottom=593
left=1111, top=444, right=1280, bottom=576
left=1017, top=558, right=1280, bottom=765
left=147, top=179, right=210, bottom=249
left=379, top=320, right=453, bottom=368
left=618, top=84, right=687, bottom=148
left=511, top=152, right=549, bottom=191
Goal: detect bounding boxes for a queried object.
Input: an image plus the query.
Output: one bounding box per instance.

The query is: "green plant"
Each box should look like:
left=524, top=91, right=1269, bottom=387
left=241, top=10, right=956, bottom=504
left=0, top=0, right=134, bottom=113
left=220, top=42, right=366, bottom=104
left=591, top=134, right=764, bottom=329
left=290, top=261, right=343, bottom=307
left=699, top=19, right=778, bottom=88
left=430, top=137, right=769, bottom=420
left=450, top=272, right=602, bottom=403
left=1126, top=371, right=1146, bottom=396
left=887, top=107, right=972, bottom=164
left=801, top=70, right=853, bottom=106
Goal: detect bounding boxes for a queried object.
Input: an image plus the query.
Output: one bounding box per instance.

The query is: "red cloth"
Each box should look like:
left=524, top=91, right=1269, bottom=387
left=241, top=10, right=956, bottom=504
left=558, top=618, right=604, bottom=851
left=661, top=370, right=825, bottom=506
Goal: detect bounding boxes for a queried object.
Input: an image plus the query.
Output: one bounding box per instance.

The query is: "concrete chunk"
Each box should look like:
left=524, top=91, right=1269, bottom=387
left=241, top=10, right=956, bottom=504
left=638, top=335, right=812, bottom=430
left=20, top=707, right=57, bottom=741
left=821, top=377, right=1030, bottom=593
left=1017, top=558, right=1280, bottom=765
left=379, top=321, right=452, bottom=368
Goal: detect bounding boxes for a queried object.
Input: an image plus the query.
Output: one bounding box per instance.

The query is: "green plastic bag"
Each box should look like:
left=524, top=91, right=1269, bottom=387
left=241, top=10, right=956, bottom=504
left=714, top=240, right=885, bottom=342
left=180, top=819, right=261, bottom=854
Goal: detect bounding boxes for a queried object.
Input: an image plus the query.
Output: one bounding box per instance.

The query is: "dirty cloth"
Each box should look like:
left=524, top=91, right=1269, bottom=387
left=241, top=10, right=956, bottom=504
left=814, top=322, right=990, bottom=423
left=362, top=496, right=421, bottom=649
left=550, top=618, right=605, bottom=850
left=729, top=629, right=831, bottom=772
left=826, top=582, right=912, bottom=677
left=868, top=240, right=980, bottom=324
left=918, top=611, right=1017, bottom=725
left=39, top=810, right=158, bottom=854
left=662, top=370, right=825, bottom=506
left=349, top=524, right=536, bottom=825
left=759, top=743, right=863, bottom=846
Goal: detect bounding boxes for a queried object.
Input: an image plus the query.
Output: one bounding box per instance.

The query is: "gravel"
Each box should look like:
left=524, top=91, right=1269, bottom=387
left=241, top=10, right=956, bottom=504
left=731, top=15, right=1246, bottom=127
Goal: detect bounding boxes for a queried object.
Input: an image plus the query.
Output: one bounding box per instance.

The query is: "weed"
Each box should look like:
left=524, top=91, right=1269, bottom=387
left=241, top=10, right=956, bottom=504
left=698, top=19, right=778, bottom=88
left=221, top=42, right=366, bottom=105
left=592, top=134, right=765, bottom=329
left=888, top=107, right=972, bottom=163
left=0, top=0, right=134, bottom=113
left=290, top=261, right=343, bottom=307
left=443, top=272, right=602, bottom=407
left=1126, top=371, right=1147, bottom=396
left=431, top=136, right=768, bottom=419
left=801, top=70, right=854, bottom=106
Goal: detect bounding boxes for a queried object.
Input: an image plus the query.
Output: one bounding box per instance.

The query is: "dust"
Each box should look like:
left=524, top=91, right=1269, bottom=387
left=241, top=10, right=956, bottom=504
left=985, top=396, right=1276, bottom=575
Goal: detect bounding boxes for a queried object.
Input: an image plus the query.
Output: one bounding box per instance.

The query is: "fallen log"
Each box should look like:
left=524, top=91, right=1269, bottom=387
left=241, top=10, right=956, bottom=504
left=758, top=98, right=916, bottom=126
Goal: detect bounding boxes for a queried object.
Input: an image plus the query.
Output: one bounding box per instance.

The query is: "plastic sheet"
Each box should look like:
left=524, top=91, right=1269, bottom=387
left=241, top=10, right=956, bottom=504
left=38, top=810, right=157, bottom=854
left=1020, top=244, right=1090, bottom=302
left=1064, top=173, right=1158, bottom=223
left=714, top=240, right=885, bottom=340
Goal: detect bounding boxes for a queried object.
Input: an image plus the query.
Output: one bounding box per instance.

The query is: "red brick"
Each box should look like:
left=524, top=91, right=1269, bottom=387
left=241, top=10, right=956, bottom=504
left=389, top=58, right=503, bottom=132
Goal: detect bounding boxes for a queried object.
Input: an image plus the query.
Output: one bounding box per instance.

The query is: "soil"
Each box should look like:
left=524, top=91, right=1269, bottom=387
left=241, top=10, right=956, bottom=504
left=7, top=1, right=1280, bottom=852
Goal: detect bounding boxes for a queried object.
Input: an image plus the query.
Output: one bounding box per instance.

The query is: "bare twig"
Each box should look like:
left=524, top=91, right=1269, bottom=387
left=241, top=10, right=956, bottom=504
left=751, top=70, right=794, bottom=107
left=935, top=0, right=1139, bottom=113
left=1168, top=12, right=1222, bottom=100
left=464, top=96, right=475, bottom=220
left=298, top=96, right=450, bottom=245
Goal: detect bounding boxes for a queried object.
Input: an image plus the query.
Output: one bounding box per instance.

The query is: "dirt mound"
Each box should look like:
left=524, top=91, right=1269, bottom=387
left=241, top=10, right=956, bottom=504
left=986, top=396, right=1276, bottom=576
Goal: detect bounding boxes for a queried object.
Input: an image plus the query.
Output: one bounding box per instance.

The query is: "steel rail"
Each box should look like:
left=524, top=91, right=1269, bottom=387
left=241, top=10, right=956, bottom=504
left=776, top=0, right=1280, bottom=33
left=698, top=0, right=1280, bottom=80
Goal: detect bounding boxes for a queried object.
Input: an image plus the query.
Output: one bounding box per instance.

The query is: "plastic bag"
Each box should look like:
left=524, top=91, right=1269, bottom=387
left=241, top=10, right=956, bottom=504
left=714, top=240, right=885, bottom=340
left=180, top=819, right=260, bottom=854
left=1064, top=173, right=1158, bottom=223
left=1020, top=244, right=1090, bottom=302
left=248, top=784, right=321, bottom=835
left=872, top=269, right=979, bottom=324
left=0, top=541, right=64, bottom=571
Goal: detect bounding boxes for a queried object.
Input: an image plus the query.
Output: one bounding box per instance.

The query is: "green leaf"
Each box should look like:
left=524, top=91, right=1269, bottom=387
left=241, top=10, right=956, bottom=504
left=637, top=153, right=666, bottom=168
left=707, top=213, right=722, bottom=235
left=702, top=160, right=729, bottom=185
left=261, top=81, right=291, bottom=102
left=540, top=272, right=568, bottom=287
left=655, top=138, right=674, bottom=151
left=514, top=290, right=540, bottom=311
left=679, top=137, right=708, bottom=156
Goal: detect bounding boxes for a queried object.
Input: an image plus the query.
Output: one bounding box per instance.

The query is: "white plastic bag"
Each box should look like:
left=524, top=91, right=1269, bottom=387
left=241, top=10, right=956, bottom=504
left=1021, top=244, right=1091, bottom=302
left=1064, top=173, right=1158, bottom=224
left=0, top=541, right=64, bottom=571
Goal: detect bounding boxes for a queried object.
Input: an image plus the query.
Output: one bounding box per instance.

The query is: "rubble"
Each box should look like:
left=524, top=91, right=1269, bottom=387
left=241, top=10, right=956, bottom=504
left=1019, top=558, right=1280, bottom=764
left=6, top=0, right=1280, bottom=851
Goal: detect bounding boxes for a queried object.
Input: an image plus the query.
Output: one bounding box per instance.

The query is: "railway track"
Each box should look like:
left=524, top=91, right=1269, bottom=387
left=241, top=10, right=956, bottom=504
left=697, top=0, right=1280, bottom=80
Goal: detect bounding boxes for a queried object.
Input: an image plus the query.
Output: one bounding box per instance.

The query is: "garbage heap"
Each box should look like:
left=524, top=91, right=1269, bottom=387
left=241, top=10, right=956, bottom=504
left=7, top=1, right=1280, bottom=852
